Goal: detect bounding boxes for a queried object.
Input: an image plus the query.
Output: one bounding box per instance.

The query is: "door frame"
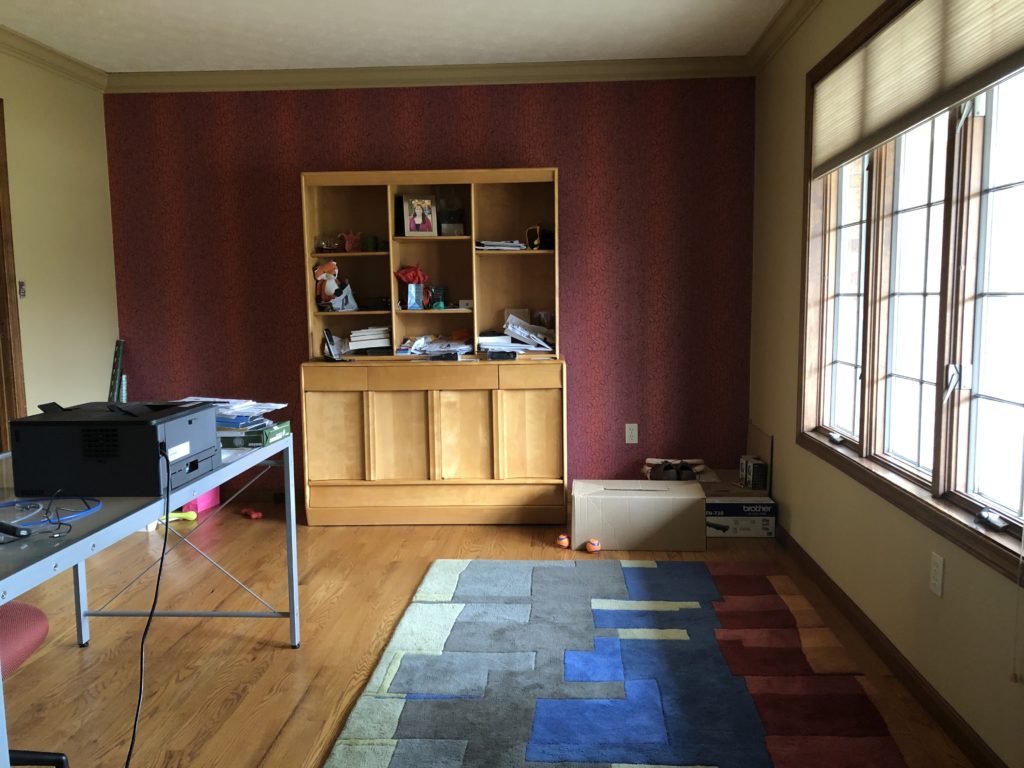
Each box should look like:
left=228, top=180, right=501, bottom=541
left=0, top=98, right=27, bottom=450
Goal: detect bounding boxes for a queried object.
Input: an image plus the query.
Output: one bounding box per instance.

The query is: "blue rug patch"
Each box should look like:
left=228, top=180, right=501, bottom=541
left=565, top=637, right=624, bottom=682
left=529, top=678, right=668, bottom=747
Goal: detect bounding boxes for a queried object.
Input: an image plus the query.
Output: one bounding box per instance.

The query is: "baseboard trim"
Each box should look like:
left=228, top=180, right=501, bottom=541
left=777, top=525, right=1009, bottom=768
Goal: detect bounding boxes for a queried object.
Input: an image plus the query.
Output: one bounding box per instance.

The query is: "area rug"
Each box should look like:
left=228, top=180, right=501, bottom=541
left=326, top=560, right=907, bottom=768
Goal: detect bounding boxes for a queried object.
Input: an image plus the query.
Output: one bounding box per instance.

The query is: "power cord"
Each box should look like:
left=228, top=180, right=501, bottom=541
left=124, top=448, right=172, bottom=768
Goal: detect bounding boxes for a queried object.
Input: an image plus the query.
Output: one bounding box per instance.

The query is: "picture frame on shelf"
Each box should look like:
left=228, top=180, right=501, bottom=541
left=403, top=194, right=438, bottom=237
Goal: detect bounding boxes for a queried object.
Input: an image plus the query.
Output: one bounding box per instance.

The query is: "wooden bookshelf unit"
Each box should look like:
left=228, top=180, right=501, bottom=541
left=299, top=169, right=565, bottom=525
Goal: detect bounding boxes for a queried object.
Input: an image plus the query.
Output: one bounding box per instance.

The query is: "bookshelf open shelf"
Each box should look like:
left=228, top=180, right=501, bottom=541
left=299, top=168, right=564, bottom=526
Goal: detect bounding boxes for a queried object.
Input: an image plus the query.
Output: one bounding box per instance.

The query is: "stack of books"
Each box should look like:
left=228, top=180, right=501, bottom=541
left=218, top=419, right=291, bottom=449
left=347, top=326, right=392, bottom=352
left=179, top=397, right=292, bottom=450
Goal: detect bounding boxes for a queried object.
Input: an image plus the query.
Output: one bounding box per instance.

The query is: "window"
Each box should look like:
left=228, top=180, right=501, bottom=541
left=882, top=114, right=946, bottom=476
left=804, top=68, right=1024, bottom=569
left=958, top=74, right=1024, bottom=519
left=822, top=155, right=867, bottom=440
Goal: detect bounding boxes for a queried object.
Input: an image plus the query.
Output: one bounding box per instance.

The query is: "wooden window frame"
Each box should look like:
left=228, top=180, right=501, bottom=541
left=0, top=99, right=27, bottom=452
left=799, top=14, right=1024, bottom=584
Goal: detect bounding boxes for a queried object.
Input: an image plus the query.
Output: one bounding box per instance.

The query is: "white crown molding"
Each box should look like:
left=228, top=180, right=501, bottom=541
left=746, top=0, right=823, bottom=73
left=0, top=26, right=107, bottom=91
left=104, top=56, right=752, bottom=94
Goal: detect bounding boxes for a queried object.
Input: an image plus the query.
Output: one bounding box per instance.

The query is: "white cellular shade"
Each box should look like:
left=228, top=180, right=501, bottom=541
left=812, top=0, right=1024, bottom=178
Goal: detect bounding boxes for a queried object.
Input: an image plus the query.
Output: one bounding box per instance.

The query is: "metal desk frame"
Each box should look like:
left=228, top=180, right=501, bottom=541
left=0, top=437, right=299, bottom=766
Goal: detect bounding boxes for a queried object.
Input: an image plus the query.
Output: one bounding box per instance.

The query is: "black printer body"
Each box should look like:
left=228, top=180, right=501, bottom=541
left=9, top=401, right=221, bottom=497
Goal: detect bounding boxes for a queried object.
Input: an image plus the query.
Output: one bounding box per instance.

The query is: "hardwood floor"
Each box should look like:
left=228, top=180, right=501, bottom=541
left=4, top=503, right=974, bottom=767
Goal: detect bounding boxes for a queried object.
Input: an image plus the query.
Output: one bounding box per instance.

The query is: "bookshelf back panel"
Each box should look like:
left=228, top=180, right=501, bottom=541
left=313, top=186, right=390, bottom=248
left=475, top=253, right=556, bottom=334
left=474, top=182, right=555, bottom=243
left=395, top=311, right=475, bottom=346
left=312, top=257, right=392, bottom=310
left=392, top=242, right=474, bottom=307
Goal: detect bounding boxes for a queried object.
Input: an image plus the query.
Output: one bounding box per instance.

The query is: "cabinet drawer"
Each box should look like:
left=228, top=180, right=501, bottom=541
left=303, top=366, right=368, bottom=391
left=368, top=365, right=498, bottom=391
left=310, top=482, right=564, bottom=508
left=499, top=363, right=563, bottom=389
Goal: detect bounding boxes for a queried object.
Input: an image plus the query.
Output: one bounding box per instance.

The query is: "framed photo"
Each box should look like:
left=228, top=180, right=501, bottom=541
left=403, top=194, right=438, bottom=237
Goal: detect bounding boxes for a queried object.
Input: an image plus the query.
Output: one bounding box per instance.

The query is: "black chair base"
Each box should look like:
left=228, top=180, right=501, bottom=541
left=10, top=750, right=70, bottom=767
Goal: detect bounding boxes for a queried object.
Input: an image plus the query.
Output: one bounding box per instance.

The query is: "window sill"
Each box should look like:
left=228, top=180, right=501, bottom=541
left=797, top=430, right=1022, bottom=584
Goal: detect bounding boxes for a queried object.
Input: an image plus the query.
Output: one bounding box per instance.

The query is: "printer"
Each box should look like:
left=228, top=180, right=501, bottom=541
left=9, top=401, right=221, bottom=497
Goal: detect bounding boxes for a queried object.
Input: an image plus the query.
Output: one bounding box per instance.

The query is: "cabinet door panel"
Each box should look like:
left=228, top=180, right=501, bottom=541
left=501, top=389, right=563, bottom=479
left=439, top=390, right=493, bottom=479
left=372, top=391, right=430, bottom=480
left=304, top=392, right=365, bottom=480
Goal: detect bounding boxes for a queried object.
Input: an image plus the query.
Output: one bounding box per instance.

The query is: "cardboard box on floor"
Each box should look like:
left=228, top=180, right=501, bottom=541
left=705, top=496, right=778, bottom=537
left=570, top=480, right=706, bottom=551
left=701, top=421, right=776, bottom=537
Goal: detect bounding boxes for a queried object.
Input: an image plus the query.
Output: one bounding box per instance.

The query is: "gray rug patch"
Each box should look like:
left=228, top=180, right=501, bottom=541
left=389, top=651, right=536, bottom=696
left=457, top=603, right=532, bottom=623
left=394, top=694, right=538, bottom=743
left=388, top=738, right=467, bottom=768
left=453, top=560, right=575, bottom=601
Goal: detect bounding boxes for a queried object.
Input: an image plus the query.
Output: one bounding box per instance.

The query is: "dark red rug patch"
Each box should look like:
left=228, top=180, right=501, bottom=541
left=711, top=563, right=908, bottom=767
left=766, top=735, right=909, bottom=768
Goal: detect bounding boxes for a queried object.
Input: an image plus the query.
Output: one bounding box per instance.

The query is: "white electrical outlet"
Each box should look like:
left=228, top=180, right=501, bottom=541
left=625, top=423, right=638, bottom=444
left=929, top=552, right=944, bottom=596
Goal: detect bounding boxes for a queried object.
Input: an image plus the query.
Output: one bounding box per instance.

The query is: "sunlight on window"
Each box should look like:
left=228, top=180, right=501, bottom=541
left=968, top=70, right=1024, bottom=516
left=883, top=115, right=945, bottom=473
left=824, top=157, right=867, bottom=438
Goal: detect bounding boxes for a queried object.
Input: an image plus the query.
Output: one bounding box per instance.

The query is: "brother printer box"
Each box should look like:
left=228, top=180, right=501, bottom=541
left=704, top=496, right=777, bottom=538
left=9, top=401, right=220, bottom=497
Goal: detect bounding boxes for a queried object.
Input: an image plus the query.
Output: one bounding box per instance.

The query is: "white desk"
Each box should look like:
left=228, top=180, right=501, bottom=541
left=0, top=437, right=299, bottom=766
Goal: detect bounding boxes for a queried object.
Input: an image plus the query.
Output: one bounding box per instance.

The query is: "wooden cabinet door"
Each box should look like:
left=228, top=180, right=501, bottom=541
left=437, top=390, right=493, bottom=479
left=371, top=391, right=430, bottom=480
left=499, top=389, right=563, bottom=479
left=304, top=391, right=365, bottom=480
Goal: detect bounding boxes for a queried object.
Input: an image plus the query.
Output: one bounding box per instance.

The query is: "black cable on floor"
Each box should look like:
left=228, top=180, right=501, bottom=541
left=124, top=450, right=172, bottom=768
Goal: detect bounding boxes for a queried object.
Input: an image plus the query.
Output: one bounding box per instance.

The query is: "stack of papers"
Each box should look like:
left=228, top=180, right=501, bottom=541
left=500, top=314, right=554, bottom=351
left=179, top=397, right=289, bottom=442
left=475, top=240, right=527, bottom=251
left=397, top=335, right=473, bottom=356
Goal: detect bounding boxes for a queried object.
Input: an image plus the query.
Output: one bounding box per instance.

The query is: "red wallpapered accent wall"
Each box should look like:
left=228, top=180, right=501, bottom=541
left=104, top=79, right=754, bottom=484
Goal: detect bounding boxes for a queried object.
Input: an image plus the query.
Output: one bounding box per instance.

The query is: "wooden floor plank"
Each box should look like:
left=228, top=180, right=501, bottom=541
left=2, top=506, right=973, bottom=767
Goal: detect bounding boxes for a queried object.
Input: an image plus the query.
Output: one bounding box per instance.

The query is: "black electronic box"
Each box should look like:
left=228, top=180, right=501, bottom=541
left=9, top=401, right=221, bottom=497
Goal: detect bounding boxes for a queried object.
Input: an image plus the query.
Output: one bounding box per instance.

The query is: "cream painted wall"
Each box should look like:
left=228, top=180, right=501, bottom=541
left=752, top=1, right=1024, bottom=767
left=0, top=50, right=118, bottom=412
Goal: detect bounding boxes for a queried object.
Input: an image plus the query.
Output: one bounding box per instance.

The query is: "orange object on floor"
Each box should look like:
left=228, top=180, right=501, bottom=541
left=585, top=538, right=602, bottom=553
left=555, top=533, right=570, bottom=548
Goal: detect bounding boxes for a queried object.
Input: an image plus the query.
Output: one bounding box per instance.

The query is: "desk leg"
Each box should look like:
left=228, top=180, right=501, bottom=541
left=73, top=562, right=90, bottom=647
left=284, top=441, right=300, bottom=649
left=0, top=661, right=11, bottom=768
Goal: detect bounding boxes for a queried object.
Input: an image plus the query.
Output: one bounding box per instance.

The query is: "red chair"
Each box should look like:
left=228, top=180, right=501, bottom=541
left=0, top=602, right=70, bottom=767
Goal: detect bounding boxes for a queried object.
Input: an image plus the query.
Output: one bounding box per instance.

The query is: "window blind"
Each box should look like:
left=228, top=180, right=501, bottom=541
left=811, top=0, right=1024, bottom=178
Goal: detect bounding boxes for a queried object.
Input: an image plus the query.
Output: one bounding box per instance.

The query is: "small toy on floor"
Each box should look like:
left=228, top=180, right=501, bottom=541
left=240, top=508, right=263, bottom=520
left=585, top=538, right=602, bottom=553
left=555, top=533, right=570, bottom=548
